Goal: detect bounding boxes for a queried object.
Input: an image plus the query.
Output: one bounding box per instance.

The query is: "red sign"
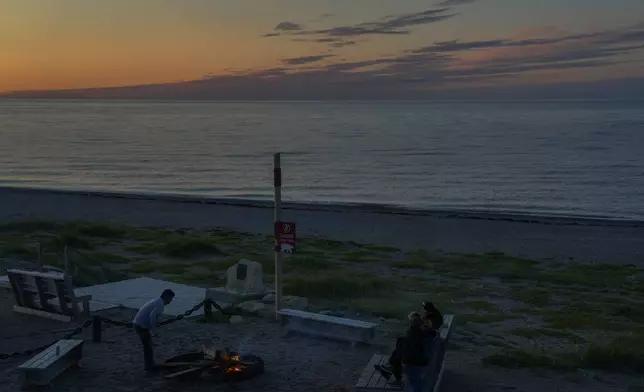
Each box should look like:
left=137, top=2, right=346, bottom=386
left=275, top=221, right=296, bottom=253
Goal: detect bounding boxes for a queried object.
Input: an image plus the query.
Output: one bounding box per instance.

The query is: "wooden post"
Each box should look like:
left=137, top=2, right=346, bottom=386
left=37, top=242, right=43, bottom=271
left=204, top=299, right=212, bottom=321
left=92, top=315, right=102, bottom=342
left=274, top=153, right=283, bottom=320
left=64, top=244, right=70, bottom=278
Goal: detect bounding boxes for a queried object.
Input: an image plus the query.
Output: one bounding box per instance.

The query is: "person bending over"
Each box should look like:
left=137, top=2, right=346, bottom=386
left=132, top=289, right=175, bottom=371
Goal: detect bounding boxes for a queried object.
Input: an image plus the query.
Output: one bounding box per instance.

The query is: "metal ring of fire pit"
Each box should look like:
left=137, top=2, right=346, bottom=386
left=162, top=351, right=264, bottom=383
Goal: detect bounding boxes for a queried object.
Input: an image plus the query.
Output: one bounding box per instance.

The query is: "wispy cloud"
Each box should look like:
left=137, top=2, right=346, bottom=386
left=310, top=13, right=336, bottom=23
left=282, top=54, right=334, bottom=65
left=264, top=8, right=455, bottom=42
left=437, top=0, right=479, bottom=6
left=275, top=22, right=304, bottom=31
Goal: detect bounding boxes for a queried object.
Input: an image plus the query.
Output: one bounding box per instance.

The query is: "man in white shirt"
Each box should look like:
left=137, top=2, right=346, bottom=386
left=133, top=289, right=175, bottom=371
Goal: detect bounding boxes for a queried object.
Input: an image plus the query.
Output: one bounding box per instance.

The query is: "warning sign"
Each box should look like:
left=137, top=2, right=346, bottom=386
left=275, top=221, right=296, bottom=253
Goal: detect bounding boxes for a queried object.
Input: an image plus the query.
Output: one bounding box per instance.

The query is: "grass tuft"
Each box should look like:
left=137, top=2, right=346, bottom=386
left=160, top=237, right=223, bottom=258
left=284, top=274, right=392, bottom=299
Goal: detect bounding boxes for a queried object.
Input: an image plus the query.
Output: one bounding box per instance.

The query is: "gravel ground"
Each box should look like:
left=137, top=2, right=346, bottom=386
left=0, top=289, right=640, bottom=392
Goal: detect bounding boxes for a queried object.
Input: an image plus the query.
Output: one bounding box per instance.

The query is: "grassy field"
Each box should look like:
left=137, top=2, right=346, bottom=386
left=1, top=219, right=643, bottom=378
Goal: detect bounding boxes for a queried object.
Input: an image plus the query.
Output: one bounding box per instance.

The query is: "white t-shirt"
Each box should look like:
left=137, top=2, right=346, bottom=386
left=133, top=297, right=165, bottom=330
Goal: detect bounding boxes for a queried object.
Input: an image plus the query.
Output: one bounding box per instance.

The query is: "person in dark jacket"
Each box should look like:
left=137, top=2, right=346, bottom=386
left=401, top=314, right=434, bottom=392
left=375, top=304, right=441, bottom=385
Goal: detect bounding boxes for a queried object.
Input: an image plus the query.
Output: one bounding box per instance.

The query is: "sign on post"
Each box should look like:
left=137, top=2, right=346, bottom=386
left=275, top=221, right=296, bottom=253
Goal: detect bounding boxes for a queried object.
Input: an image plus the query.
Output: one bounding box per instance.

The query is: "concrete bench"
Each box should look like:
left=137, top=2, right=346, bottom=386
left=356, top=315, right=454, bottom=392
left=18, top=339, right=84, bottom=387
left=7, top=269, right=91, bottom=322
left=276, top=308, right=378, bottom=346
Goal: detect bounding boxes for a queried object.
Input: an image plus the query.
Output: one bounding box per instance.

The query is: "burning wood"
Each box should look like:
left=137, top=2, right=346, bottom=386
left=162, top=347, right=264, bottom=382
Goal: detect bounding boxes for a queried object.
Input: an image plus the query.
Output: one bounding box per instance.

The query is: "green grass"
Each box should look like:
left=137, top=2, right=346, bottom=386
left=171, top=273, right=222, bottom=287
left=512, top=288, right=551, bottom=307
left=349, top=296, right=424, bottom=319
left=125, top=243, right=159, bottom=255
left=0, top=241, right=38, bottom=259
left=483, top=335, right=644, bottom=374
left=67, top=221, right=127, bottom=239
left=395, top=260, right=433, bottom=270
left=125, top=261, right=189, bottom=276
left=360, top=244, right=400, bottom=253
left=125, top=261, right=159, bottom=274
left=482, top=349, right=578, bottom=371
left=284, top=255, right=331, bottom=272
left=461, top=313, right=518, bottom=324
left=537, top=263, right=642, bottom=290
left=83, top=251, right=132, bottom=264
left=284, top=273, right=392, bottom=299
left=539, top=309, right=631, bottom=331
left=303, top=238, right=347, bottom=252
left=340, top=250, right=381, bottom=263
left=464, top=300, right=499, bottom=312
left=510, top=327, right=587, bottom=344
left=159, top=237, right=224, bottom=258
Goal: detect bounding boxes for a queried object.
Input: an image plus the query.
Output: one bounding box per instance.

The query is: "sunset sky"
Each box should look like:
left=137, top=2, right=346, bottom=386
left=2, top=0, right=644, bottom=98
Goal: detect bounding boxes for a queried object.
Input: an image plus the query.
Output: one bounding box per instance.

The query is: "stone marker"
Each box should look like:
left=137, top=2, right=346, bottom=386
left=225, top=260, right=264, bottom=294
left=229, top=315, right=244, bottom=324
left=206, top=259, right=270, bottom=304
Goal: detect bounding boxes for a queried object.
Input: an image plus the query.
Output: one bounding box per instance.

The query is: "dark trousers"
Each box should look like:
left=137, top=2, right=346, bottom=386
left=388, top=337, right=405, bottom=381
left=135, top=325, right=154, bottom=369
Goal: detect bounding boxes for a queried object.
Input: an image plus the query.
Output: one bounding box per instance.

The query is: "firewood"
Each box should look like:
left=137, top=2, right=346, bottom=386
left=163, top=366, right=209, bottom=379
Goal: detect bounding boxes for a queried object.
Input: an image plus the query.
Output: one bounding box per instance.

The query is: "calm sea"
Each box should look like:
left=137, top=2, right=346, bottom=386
left=1, top=99, right=643, bottom=220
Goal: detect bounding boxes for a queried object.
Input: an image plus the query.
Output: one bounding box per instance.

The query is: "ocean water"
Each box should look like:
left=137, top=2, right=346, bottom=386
left=1, top=99, right=643, bottom=220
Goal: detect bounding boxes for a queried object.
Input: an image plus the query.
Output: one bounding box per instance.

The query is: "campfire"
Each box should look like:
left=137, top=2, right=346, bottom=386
left=160, top=347, right=264, bottom=382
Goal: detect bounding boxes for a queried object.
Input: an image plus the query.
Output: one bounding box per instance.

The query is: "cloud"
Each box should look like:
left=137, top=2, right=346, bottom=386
left=292, top=37, right=358, bottom=48
left=264, top=8, right=455, bottom=41
left=282, top=54, right=334, bottom=65
left=275, top=22, right=304, bottom=32
left=7, top=23, right=644, bottom=100
left=437, top=0, right=479, bottom=6
left=310, top=13, right=336, bottom=23
left=305, top=8, right=455, bottom=37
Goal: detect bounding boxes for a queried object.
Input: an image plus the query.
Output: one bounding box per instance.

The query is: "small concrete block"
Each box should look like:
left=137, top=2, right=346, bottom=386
left=261, top=294, right=276, bottom=304
left=283, top=296, right=308, bottom=310
left=229, top=315, right=244, bottom=324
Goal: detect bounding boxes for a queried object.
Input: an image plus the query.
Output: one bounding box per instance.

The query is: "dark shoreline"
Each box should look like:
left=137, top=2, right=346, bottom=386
left=1, top=186, right=642, bottom=228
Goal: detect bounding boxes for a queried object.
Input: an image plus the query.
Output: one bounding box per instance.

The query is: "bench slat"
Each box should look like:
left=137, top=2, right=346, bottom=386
left=356, top=354, right=385, bottom=389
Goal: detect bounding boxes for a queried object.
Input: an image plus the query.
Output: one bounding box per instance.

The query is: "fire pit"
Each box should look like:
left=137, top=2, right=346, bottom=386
left=161, top=348, right=264, bottom=382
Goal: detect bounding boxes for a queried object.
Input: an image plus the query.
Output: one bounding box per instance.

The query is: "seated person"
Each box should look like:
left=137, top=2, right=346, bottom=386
left=402, top=314, right=433, bottom=392
left=375, top=301, right=443, bottom=385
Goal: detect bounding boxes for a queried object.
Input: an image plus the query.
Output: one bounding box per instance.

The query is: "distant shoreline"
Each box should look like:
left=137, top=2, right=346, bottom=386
left=1, top=185, right=642, bottom=228
left=1, top=185, right=643, bottom=263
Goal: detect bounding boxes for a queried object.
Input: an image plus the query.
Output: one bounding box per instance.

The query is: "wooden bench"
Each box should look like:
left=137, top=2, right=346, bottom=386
left=356, top=315, right=454, bottom=392
left=7, top=269, right=91, bottom=322
left=276, top=308, right=378, bottom=346
left=18, top=339, right=84, bottom=387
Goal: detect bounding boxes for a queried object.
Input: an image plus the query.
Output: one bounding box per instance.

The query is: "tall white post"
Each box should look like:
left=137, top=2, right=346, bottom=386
left=273, top=153, right=283, bottom=319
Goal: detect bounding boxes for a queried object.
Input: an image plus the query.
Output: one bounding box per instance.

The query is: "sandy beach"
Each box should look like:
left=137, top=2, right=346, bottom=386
left=1, top=187, right=643, bottom=264
left=1, top=186, right=644, bottom=391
